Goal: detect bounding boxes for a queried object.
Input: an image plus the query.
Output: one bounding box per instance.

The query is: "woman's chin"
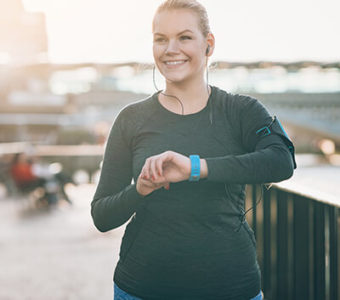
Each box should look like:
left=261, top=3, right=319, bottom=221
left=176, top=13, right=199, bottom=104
left=165, top=77, right=185, bottom=84
left=163, top=73, right=190, bottom=84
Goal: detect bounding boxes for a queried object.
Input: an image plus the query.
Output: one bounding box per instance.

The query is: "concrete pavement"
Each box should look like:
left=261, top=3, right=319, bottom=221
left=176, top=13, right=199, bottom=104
left=0, top=184, right=124, bottom=300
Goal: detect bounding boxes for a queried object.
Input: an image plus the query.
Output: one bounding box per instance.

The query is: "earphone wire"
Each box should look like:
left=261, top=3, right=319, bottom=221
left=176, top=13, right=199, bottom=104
left=233, top=184, right=266, bottom=232
left=244, top=184, right=264, bottom=216
left=206, top=60, right=212, bottom=125
left=152, top=64, right=211, bottom=117
left=153, top=65, right=184, bottom=115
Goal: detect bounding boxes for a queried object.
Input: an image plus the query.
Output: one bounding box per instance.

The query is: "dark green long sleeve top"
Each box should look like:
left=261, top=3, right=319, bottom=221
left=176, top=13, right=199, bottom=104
left=91, top=86, right=294, bottom=300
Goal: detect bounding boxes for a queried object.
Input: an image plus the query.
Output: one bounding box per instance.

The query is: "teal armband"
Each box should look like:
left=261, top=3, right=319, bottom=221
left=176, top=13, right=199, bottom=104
left=189, top=155, right=200, bottom=182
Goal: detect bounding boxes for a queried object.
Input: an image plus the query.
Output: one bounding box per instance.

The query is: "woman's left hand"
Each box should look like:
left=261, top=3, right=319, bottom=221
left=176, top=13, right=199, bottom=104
left=140, top=151, right=191, bottom=185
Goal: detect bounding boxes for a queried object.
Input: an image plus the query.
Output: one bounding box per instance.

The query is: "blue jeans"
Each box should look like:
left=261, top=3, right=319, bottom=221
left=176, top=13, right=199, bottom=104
left=114, top=283, right=263, bottom=300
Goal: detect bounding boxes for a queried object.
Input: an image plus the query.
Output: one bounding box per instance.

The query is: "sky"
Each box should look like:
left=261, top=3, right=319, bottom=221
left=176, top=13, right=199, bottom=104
left=23, top=0, right=340, bottom=63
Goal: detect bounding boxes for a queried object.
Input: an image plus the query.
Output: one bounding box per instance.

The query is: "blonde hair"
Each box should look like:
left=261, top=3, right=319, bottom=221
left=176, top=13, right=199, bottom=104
left=153, top=0, right=211, bottom=37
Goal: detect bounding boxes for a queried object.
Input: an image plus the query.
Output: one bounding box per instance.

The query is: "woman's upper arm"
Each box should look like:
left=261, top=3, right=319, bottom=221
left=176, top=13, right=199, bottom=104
left=205, top=95, right=295, bottom=184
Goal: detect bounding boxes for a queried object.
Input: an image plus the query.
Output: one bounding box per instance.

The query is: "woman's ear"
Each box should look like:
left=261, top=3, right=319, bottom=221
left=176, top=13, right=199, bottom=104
left=206, top=32, right=215, bottom=57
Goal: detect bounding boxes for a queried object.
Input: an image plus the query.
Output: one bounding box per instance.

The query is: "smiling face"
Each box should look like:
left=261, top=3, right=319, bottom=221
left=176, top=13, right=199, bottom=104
left=152, top=9, right=214, bottom=86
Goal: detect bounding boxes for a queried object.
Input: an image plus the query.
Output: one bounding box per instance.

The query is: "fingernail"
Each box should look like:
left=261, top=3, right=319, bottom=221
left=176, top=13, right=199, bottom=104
left=152, top=175, right=156, bottom=181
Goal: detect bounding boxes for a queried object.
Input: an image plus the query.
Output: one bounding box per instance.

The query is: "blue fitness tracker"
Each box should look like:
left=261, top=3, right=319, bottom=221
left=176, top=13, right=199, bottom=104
left=189, top=155, right=200, bottom=182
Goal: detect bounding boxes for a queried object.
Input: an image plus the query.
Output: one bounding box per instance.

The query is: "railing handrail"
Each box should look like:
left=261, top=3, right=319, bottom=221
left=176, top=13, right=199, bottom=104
left=0, top=142, right=104, bottom=156
left=273, top=164, right=340, bottom=208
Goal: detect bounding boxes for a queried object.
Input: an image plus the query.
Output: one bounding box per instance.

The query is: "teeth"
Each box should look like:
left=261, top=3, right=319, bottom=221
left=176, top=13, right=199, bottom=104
left=165, top=60, right=186, bottom=65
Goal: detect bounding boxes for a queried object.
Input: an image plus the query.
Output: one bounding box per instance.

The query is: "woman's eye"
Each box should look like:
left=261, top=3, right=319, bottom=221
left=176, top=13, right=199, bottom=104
left=180, top=35, right=192, bottom=40
left=154, top=37, right=165, bottom=43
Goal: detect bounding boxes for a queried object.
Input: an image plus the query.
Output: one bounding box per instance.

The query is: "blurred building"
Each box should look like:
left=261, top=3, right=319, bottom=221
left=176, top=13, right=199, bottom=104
left=0, top=0, right=47, bottom=64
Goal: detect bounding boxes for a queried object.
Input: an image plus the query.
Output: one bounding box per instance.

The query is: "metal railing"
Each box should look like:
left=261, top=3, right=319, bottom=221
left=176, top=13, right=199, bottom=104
left=246, top=184, right=340, bottom=300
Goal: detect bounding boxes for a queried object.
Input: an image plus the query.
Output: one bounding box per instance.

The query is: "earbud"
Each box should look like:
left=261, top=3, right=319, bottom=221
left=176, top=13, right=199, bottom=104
left=205, top=45, right=210, bottom=55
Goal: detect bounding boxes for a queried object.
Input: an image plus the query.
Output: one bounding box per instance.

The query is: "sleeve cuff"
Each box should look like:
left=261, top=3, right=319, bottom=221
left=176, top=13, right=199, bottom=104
left=125, top=183, right=145, bottom=204
left=205, top=157, right=227, bottom=182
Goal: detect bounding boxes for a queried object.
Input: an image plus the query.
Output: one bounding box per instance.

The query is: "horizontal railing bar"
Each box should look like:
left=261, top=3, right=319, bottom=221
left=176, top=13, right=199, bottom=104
left=272, top=183, right=340, bottom=209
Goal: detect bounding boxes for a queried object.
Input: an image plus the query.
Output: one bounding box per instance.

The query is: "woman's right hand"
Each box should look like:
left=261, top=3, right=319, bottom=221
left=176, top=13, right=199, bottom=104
left=136, top=174, right=169, bottom=196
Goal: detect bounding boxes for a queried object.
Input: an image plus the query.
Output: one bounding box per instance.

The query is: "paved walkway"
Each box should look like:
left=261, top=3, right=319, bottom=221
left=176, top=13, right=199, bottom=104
left=0, top=184, right=123, bottom=300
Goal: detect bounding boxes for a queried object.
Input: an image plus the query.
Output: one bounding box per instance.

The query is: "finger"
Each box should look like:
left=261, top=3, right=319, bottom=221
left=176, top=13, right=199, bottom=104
left=149, top=158, right=158, bottom=181
left=139, top=172, right=162, bottom=186
left=155, top=156, right=164, bottom=177
left=143, top=158, right=151, bottom=180
left=139, top=177, right=155, bottom=188
left=163, top=183, right=170, bottom=190
left=146, top=180, right=165, bottom=191
left=139, top=172, right=147, bottom=181
left=141, top=169, right=148, bottom=180
left=139, top=168, right=145, bottom=180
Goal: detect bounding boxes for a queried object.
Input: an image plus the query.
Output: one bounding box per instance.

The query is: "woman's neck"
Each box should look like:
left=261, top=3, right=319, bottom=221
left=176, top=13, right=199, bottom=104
left=160, top=77, right=210, bottom=115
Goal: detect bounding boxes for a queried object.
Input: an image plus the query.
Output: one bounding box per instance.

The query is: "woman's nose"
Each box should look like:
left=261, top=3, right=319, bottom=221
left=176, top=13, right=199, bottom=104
left=165, top=40, right=180, bottom=55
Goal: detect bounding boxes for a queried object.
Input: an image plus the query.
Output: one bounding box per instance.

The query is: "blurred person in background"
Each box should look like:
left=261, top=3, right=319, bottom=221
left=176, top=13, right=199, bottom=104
left=10, top=152, right=44, bottom=193
left=91, top=0, right=296, bottom=299
left=10, top=152, right=73, bottom=205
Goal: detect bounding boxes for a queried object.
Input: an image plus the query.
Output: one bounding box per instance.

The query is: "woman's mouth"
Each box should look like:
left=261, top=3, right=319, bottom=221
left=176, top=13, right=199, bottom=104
left=163, top=60, right=187, bottom=66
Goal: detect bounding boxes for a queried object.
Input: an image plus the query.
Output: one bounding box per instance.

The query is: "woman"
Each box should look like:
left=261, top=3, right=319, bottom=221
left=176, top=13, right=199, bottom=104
left=91, top=1, right=295, bottom=299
